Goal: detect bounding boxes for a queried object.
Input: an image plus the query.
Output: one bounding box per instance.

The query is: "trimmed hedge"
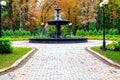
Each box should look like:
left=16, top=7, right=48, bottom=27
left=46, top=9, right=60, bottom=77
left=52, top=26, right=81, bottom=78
left=0, top=38, right=13, bottom=53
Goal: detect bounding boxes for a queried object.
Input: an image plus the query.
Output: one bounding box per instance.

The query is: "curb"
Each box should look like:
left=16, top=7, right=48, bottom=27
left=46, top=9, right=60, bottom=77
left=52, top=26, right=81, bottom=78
left=0, top=48, right=37, bottom=73
left=85, top=47, right=120, bottom=68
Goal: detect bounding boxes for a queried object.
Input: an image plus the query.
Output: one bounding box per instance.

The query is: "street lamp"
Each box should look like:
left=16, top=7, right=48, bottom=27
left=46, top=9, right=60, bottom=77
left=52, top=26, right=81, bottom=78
left=0, top=0, right=6, bottom=38
left=69, top=23, right=73, bottom=38
left=41, top=22, right=45, bottom=38
left=99, top=0, right=109, bottom=51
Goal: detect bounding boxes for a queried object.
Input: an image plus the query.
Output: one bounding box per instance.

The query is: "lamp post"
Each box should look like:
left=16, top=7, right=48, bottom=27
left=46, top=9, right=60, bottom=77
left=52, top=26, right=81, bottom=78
left=0, top=0, right=6, bottom=38
left=41, top=22, right=45, bottom=38
left=69, top=23, right=73, bottom=38
left=100, top=0, right=109, bottom=51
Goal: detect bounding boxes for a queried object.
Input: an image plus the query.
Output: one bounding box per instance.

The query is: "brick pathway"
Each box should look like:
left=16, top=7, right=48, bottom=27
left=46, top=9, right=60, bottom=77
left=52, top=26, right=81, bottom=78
left=0, top=40, right=120, bottom=80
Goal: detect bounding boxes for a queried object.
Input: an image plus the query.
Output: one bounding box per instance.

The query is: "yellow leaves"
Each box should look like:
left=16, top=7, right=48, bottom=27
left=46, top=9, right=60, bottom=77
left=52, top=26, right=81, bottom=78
left=109, top=69, right=117, bottom=74
left=109, top=0, right=120, bottom=26
left=11, top=0, right=100, bottom=29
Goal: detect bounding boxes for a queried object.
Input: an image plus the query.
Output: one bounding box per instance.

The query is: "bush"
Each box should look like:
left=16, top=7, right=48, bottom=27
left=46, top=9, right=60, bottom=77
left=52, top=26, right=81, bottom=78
left=0, top=38, right=13, bottom=53
left=98, top=30, right=103, bottom=35
left=2, top=29, right=14, bottom=36
left=114, top=40, right=120, bottom=51
left=61, top=25, right=70, bottom=37
left=14, top=29, right=30, bottom=36
left=113, top=29, right=119, bottom=35
left=44, top=26, right=56, bottom=38
left=108, top=29, right=119, bottom=35
left=108, top=29, right=113, bottom=35
left=2, top=29, right=31, bottom=37
left=76, top=29, right=86, bottom=36
left=106, top=42, right=116, bottom=51
left=30, top=27, right=41, bottom=36
left=106, top=40, right=120, bottom=51
left=88, top=30, right=98, bottom=35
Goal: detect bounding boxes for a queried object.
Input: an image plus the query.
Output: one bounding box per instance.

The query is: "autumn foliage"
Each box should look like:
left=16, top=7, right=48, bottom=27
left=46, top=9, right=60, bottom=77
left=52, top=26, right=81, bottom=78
left=1, top=0, right=120, bottom=33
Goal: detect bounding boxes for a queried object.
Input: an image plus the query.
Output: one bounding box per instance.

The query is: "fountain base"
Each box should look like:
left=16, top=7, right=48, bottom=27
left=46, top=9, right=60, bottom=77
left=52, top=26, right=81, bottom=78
left=29, top=38, right=88, bottom=43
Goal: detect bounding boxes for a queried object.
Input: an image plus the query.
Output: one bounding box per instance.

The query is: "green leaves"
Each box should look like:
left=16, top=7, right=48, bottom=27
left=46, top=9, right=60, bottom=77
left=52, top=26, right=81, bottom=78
left=106, top=40, right=120, bottom=51
left=0, top=38, right=13, bottom=53
left=2, top=29, right=31, bottom=37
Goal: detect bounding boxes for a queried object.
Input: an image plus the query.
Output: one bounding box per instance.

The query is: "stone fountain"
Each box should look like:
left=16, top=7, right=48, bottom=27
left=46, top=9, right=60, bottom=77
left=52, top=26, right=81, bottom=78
left=47, top=7, right=69, bottom=38
left=29, top=7, right=87, bottom=43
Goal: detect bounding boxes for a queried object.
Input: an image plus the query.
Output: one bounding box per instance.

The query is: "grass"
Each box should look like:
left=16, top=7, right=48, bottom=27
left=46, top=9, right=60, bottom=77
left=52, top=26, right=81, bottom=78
left=0, top=47, right=32, bottom=69
left=91, top=46, right=120, bottom=64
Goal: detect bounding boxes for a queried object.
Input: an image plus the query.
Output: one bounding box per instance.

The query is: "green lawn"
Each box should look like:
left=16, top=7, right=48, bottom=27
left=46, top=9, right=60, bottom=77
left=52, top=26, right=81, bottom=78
left=91, top=46, right=120, bottom=64
left=0, top=47, right=32, bottom=69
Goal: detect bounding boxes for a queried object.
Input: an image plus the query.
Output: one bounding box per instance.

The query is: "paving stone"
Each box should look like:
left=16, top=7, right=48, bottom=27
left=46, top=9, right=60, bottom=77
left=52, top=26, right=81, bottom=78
left=0, top=40, right=120, bottom=80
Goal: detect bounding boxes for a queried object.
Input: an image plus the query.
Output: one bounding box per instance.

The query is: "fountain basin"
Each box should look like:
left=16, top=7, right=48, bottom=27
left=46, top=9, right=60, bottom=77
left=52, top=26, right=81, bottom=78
left=29, top=38, right=88, bottom=43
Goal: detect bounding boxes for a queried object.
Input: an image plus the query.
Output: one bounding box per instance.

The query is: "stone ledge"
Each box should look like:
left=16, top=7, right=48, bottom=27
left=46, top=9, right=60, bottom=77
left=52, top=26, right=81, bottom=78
left=0, top=48, right=37, bottom=73
left=85, top=47, right=120, bottom=68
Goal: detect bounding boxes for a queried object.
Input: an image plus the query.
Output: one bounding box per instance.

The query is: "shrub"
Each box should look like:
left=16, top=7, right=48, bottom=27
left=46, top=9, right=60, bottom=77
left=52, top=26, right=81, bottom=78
left=106, top=40, right=120, bottom=51
left=2, top=29, right=14, bottom=36
left=98, top=30, right=103, bottom=35
left=76, top=29, right=86, bottom=36
left=14, top=29, right=20, bottom=36
left=88, top=30, right=93, bottom=35
left=0, top=38, right=13, bottom=53
left=113, top=29, right=119, bottom=35
left=114, top=40, right=120, bottom=51
left=2, top=29, right=31, bottom=37
left=14, top=29, right=26, bottom=36
left=108, top=29, right=119, bottom=35
left=106, top=42, right=116, bottom=51
left=108, top=29, right=113, bottom=35
left=44, top=26, right=56, bottom=38
left=61, top=25, right=70, bottom=37
left=88, top=29, right=98, bottom=35
left=30, top=27, right=41, bottom=36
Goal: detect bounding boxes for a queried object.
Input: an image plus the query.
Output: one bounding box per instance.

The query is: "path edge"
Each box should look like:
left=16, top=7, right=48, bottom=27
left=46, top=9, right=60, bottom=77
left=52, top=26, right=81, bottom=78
left=85, top=47, right=120, bottom=68
left=0, top=48, right=37, bottom=73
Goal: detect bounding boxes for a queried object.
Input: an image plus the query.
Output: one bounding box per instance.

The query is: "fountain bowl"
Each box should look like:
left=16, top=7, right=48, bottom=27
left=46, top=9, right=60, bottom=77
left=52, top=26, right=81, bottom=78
left=47, top=20, right=69, bottom=25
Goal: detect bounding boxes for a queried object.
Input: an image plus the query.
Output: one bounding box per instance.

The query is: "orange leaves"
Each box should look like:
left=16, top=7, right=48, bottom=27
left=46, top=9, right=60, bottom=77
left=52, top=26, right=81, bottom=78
left=55, top=0, right=78, bottom=28
left=11, top=0, right=100, bottom=30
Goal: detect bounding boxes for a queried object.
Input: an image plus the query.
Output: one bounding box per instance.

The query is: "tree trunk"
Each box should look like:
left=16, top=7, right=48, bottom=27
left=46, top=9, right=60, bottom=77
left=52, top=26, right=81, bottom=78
left=9, top=0, right=13, bottom=29
left=20, top=0, right=23, bottom=30
left=24, top=0, right=29, bottom=30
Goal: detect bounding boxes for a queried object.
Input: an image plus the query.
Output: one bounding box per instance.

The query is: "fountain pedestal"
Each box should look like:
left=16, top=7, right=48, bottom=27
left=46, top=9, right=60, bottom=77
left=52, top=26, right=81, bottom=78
left=56, top=24, right=61, bottom=38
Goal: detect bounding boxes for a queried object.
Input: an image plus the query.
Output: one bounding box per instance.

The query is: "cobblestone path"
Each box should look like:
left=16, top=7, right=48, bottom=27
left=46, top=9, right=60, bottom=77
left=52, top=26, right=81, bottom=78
left=0, top=40, right=120, bottom=80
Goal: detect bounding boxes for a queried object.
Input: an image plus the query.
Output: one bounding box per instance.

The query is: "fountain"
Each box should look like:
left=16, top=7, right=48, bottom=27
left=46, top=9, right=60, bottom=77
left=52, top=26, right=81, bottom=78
left=47, top=7, right=69, bottom=38
left=29, top=7, right=88, bottom=43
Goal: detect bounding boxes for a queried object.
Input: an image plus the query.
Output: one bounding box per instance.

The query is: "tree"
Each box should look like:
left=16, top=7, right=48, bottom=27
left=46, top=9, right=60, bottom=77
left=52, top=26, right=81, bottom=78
left=77, top=0, right=99, bottom=31
left=9, top=0, right=13, bottom=29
